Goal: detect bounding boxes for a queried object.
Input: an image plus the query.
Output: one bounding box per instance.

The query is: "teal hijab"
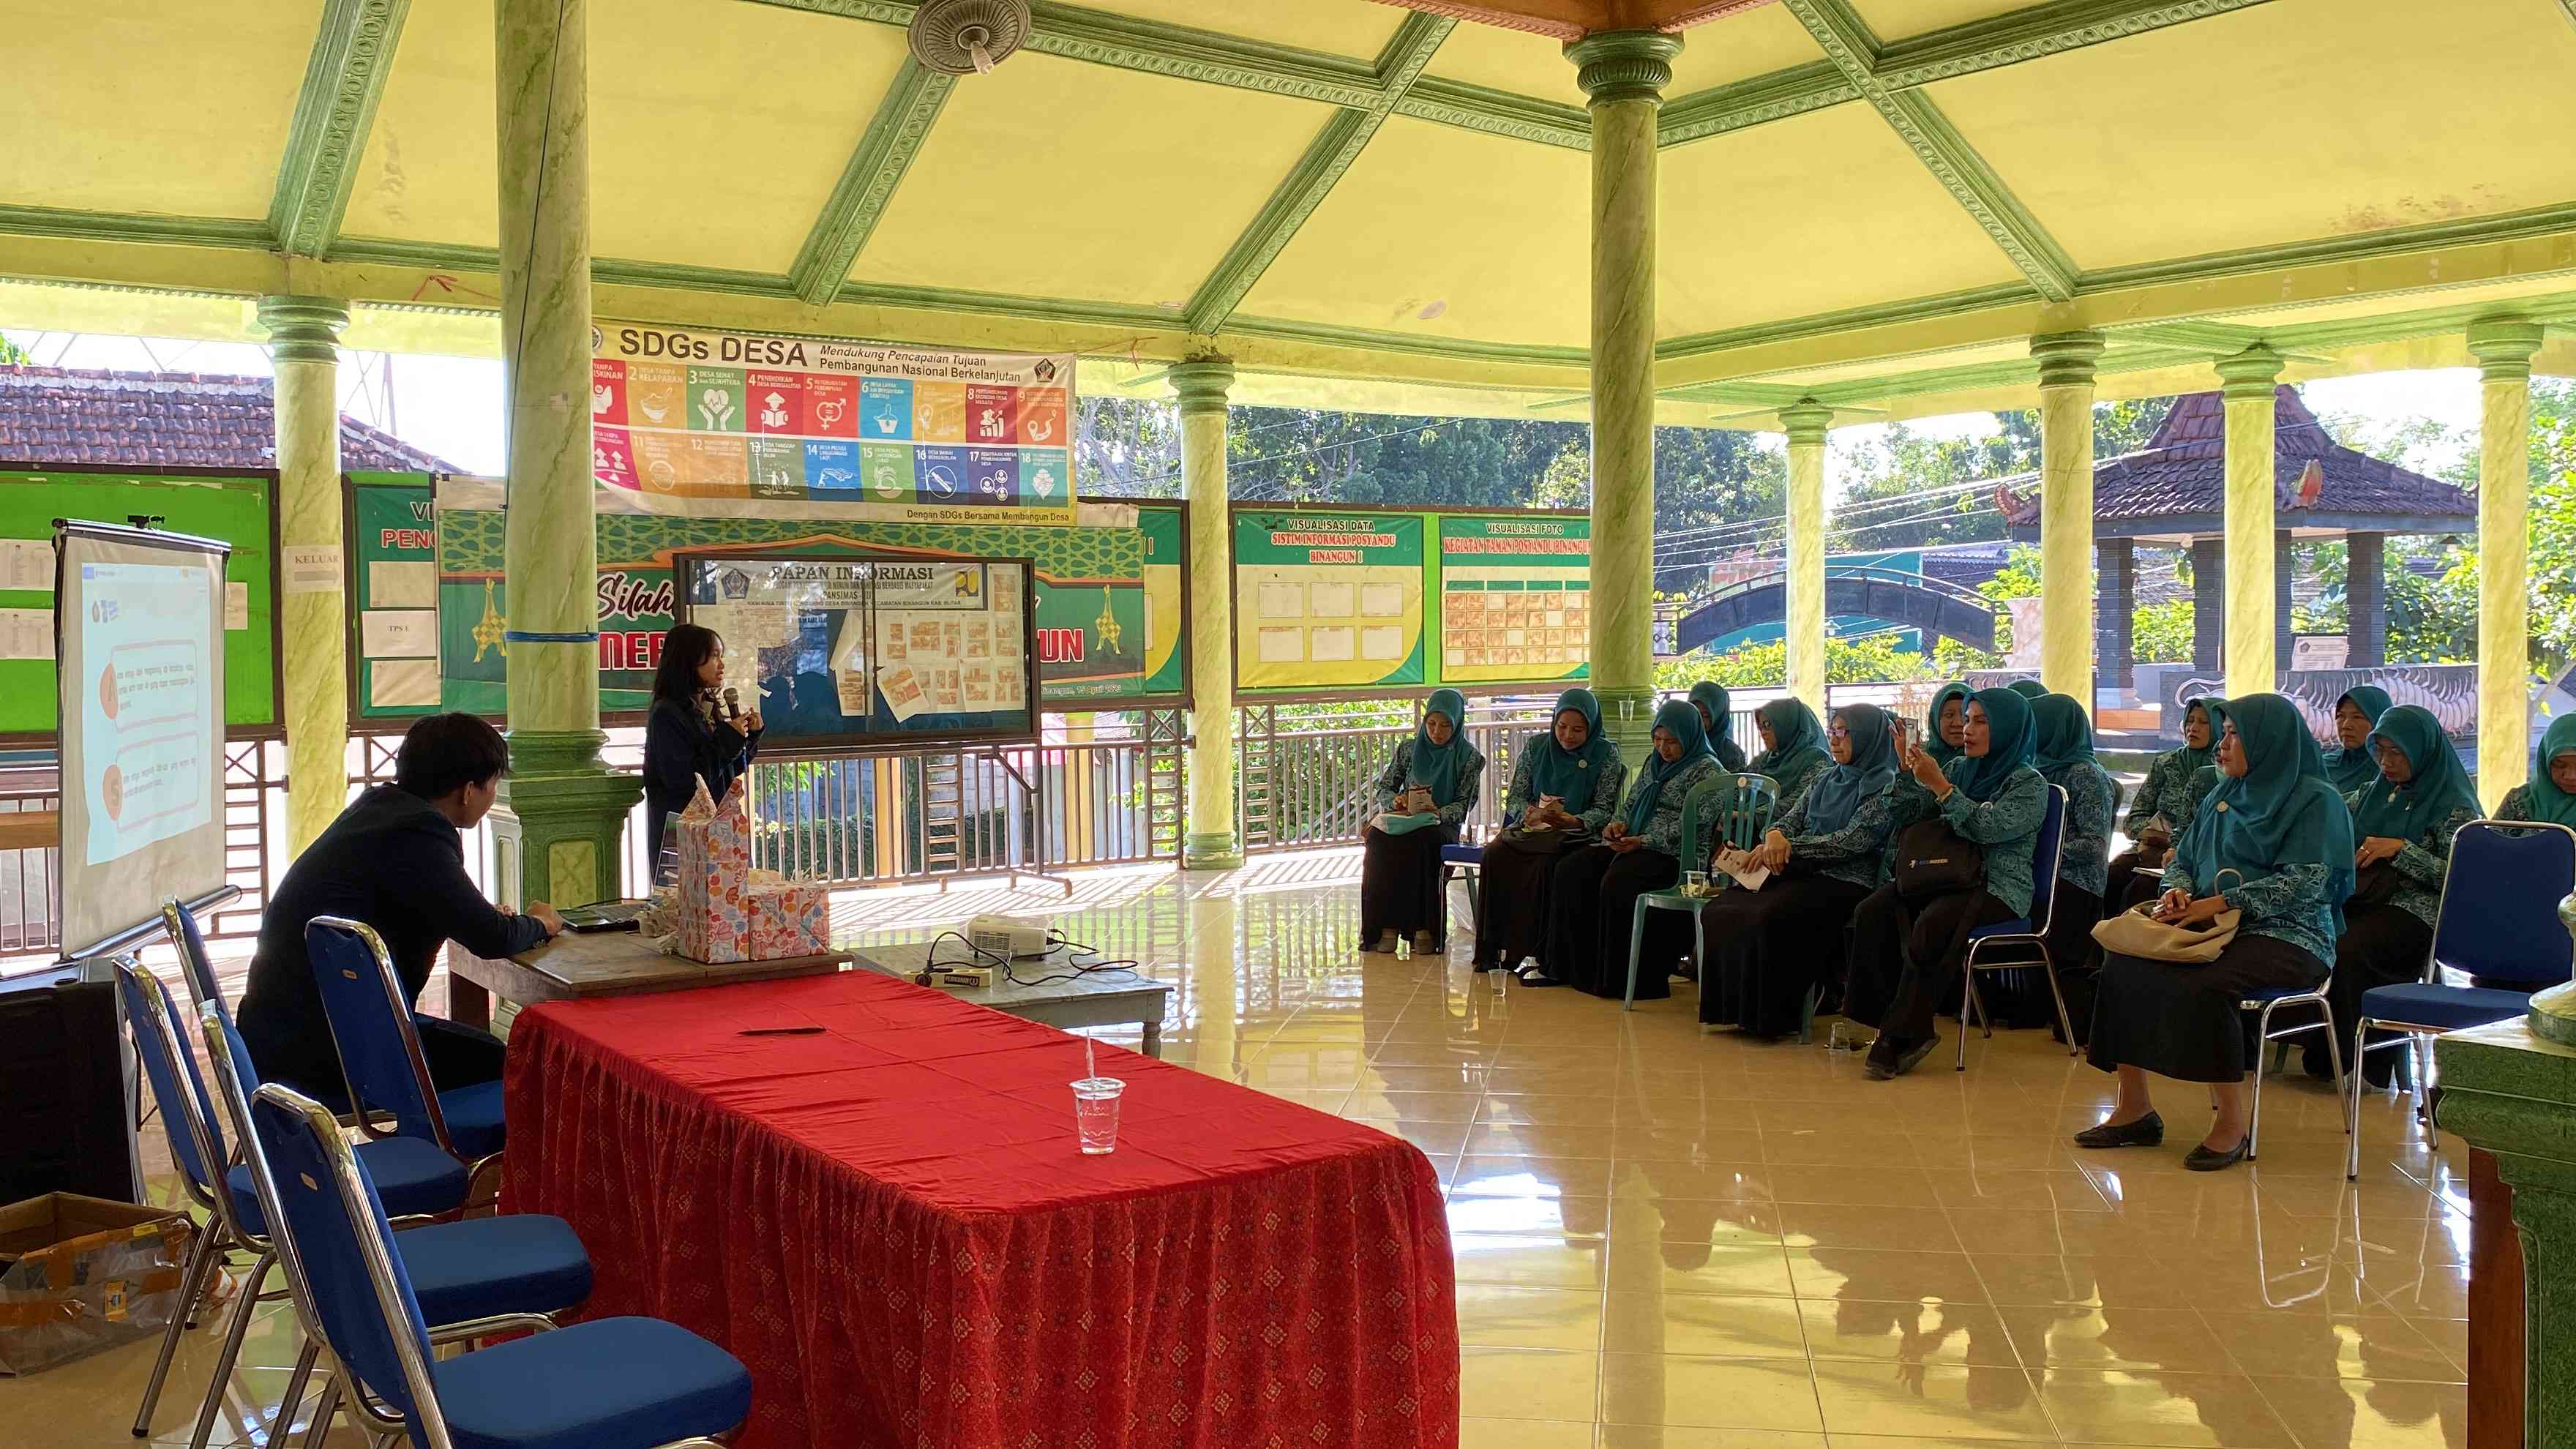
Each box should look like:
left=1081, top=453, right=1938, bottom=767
left=1622, top=699, right=1715, bottom=834
left=2182, top=693, right=2356, bottom=935
left=1688, top=681, right=1748, bottom=772
left=1923, top=681, right=1972, bottom=766
left=2174, top=695, right=2218, bottom=774
left=2324, top=685, right=2395, bottom=792
left=1530, top=686, right=1617, bottom=804
left=2031, top=693, right=2095, bottom=782
left=2352, top=704, right=2477, bottom=843
left=2530, top=713, right=2576, bottom=827
left=1747, top=698, right=1828, bottom=786
left=1404, top=688, right=1473, bottom=807
left=1952, top=687, right=2038, bottom=803
left=1800, top=703, right=1899, bottom=835
left=2007, top=679, right=2048, bottom=701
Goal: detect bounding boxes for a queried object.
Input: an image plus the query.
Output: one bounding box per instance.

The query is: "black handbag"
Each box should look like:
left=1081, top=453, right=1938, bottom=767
left=1890, top=820, right=1985, bottom=905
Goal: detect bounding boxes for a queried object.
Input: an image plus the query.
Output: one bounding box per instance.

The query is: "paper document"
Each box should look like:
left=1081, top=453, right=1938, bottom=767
left=224, top=582, right=249, bottom=632
left=0, top=538, right=54, bottom=593
left=1714, top=849, right=1771, bottom=892
left=369, top=560, right=437, bottom=609
left=361, top=610, right=437, bottom=658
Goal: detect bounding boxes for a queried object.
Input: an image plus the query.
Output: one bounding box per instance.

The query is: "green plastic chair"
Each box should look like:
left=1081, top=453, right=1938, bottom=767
left=1623, top=773, right=1781, bottom=1011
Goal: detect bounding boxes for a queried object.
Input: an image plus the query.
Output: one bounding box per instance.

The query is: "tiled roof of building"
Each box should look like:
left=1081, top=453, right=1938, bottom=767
left=0, top=366, right=457, bottom=473
left=2090, top=386, right=2474, bottom=524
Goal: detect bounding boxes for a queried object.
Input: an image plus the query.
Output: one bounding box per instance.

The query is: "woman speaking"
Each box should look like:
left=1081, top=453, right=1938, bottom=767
left=644, top=623, right=764, bottom=876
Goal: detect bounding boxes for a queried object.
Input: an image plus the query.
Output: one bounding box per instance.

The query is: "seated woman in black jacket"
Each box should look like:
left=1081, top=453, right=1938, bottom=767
left=643, top=623, right=765, bottom=875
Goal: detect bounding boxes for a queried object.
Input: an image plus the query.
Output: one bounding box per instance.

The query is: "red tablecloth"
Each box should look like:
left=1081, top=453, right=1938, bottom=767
left=503, top=969, right=1457, bottom=1449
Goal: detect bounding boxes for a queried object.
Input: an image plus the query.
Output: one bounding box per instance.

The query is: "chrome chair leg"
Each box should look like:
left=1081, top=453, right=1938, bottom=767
left=2247, top=999, right=2274, bottom=1159
left=132, top=1221, right=220, bottom=1437
left=2042, top=955, right=2078, bottom=1058
left=1622, top=899, right=1650, bottom=1011
left=187, top=1250, right=274, bottom=1449
left=2346, top=1015, right=2375, bottom=1181
left=272, top=1338, right=319, bottom=1446
left=301, top=1377, right=342, bottom=1449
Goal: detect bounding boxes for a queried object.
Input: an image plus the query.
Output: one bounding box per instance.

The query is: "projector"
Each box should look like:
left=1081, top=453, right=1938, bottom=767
left=966, top=914, right=1052, bottom=959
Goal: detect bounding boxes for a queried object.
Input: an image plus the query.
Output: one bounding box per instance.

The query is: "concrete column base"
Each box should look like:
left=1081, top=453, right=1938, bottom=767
left=1180, top=832, right=1246, bottom=872
left=490, top=729, right=640, bottom=909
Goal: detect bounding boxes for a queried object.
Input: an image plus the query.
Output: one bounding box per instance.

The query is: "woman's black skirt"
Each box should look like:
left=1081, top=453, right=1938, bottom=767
left=1359, top=824, right=1459, bottom=943
left=1470, top=829, right=1587, bottom=968
left=2086, top=932, right=2326, bottom=1083
left=1543, top=845, right=1682, bottom=998
left=1696, top=874, right=1870, bottom=1035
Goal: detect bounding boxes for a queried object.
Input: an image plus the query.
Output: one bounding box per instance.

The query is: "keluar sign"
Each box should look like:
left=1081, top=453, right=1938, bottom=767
left=589, top=323, right=1076, bottom=525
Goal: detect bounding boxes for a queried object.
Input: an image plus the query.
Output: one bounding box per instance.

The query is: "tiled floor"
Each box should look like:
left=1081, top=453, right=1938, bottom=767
left=39, top=852, right=2474, bottom=1448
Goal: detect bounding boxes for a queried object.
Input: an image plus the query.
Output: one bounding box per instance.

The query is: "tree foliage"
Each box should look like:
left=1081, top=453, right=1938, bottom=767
left=1656, top=635, right=1936, bottom=690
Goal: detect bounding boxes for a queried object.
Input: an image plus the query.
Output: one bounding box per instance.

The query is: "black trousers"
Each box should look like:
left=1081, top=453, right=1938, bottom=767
left=2087, top=933, right=2326, bottom=1083
left=2307, top=902, right=2435, bottom=1085
left=1843, top=884, right=2017, bottom=1044
left=253, top=1014, right=506, bottom=1113
left=2103, top=848, right=2169, bottom=919
left=1543, top=845, right=1681, bottom=998
left=1470, top=831, right=1584, bottom=968
left=1696, top=875, right=1871, bottom=1035
left=1358, top=824, right=1457, bottom=942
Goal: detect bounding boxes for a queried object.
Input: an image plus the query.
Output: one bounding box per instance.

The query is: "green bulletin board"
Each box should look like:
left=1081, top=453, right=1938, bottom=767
left=348, top=474, right=440, bottom=719
left=0, top=467, right=277, bottom=738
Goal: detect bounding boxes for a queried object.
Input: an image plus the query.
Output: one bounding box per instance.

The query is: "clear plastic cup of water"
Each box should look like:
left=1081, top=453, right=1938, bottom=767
left=1827, top=1020, right=1860, bottom=1053
left=1071, top=1077, right=1125, bottom=1154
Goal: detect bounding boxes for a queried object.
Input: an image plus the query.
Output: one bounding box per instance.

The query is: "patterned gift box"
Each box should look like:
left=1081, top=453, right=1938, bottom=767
left=673, top=776, right=751, bottom=964
left=746, top=880, right=830, bottom=959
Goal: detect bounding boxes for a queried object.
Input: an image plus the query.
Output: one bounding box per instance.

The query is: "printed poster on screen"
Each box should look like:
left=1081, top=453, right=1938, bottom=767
left=590, top=323, right=1077, bottom=524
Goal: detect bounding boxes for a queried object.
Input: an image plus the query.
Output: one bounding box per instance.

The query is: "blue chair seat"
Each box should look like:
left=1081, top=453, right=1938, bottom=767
left=1440, top=842, right=1483, bottom=865
left=1964, top=918, right=2034, bottom=943
left=400, top=1214, right=593, bottom=1326
left=435, top=1079, right=509, bottom=1161
left=2357, top=981, right=2534, bottom=1031
left=225, top=1136, right=470, bottom=1232
left=432, top=1316, right=753, bottom=1449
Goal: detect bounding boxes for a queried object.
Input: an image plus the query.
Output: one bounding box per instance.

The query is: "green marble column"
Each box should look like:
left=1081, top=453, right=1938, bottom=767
left=2033, top=332, right=2105, bottom=705
left=487, top=0, right=635, bottom=910
left=1779, top=402, right=1833, bottom=712
left=2435, top=1008, right=2576, bottom=1446
left=255, top=295, right=351, bottom=858
left=1568, top=29, right=1679, bottom=762
left=2468, top=317, right=2544, bottom=815
left=1172, top=358, right=1242, bottom=871
left=2214, top=345, right=2285, bottom=700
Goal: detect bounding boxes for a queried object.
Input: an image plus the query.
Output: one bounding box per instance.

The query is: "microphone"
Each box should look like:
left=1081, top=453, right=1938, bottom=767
left=722, top=686, right=741, bottom=722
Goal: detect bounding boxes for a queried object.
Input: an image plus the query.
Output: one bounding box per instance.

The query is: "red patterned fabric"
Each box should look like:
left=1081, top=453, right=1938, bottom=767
left=503, top=970, right=1458, bottom=1449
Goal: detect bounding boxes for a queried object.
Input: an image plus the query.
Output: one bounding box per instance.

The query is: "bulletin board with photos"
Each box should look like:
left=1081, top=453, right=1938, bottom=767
left=673, top=549, right=1036, bottom=752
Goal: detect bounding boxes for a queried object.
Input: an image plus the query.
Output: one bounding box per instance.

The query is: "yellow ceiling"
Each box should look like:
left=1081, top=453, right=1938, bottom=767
left=850, top=54, right=1337, bottom=308
left=1110, top=0, right=1407, bottom=60
left=0, top=0, right=312, bottom=219
left=1421, top=21, right=1582, bottom=101
left=1658, top=103, right=2026, bottom=335
left=1235, top=118, right=1592, bottom=348
left=4, top=0, right=2575, bottom=422
left=1933, top=0, right=2576, bottom=271
left=1663, top=4, right=1828, bottom=95
left=1847, top=0, right=2033, bottom=40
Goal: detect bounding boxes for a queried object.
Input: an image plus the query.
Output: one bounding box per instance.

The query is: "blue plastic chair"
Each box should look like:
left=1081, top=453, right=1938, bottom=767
left=247, top=1082, right=752, bottom=1449
left=111, top=961, right=473, bottom=1449
left=198, top=1000, right=595, bottom=1449
left=307, top=916, right=507, bottom=1187
left=2346, top=820, right=2576, bottom=1180
left=1954, top=786, right=2078, bottom=1070
left=160, top=894, right=225, bottom=1018
left=1625, top=774, right=1778, bottom=1011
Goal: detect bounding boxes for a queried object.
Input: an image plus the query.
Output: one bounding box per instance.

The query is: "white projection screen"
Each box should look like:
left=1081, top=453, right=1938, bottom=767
left=54, top=523, right=231, bottom=957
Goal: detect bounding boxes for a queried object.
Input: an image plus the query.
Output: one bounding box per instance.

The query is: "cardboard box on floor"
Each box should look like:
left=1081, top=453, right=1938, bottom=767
left=0, top=1193, right=194, bottom=1375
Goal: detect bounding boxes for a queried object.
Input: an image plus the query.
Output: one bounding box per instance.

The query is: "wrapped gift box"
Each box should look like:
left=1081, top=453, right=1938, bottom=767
left=673, top=776, right=751, bottom=964
left=747, top=880, right=830, bottom=959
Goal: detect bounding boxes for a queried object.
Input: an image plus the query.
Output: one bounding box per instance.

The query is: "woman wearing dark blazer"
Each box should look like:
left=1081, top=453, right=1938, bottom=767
left=643, top=623, right=764, bottom=875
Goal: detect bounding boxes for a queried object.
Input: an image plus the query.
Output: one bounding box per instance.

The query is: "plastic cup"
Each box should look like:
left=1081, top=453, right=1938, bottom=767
left=1827, top=1020, right=1861, bottom=1053
left=1071, top=1077, right=1125, bottom=1154
left=1683, top=870, right=1710, bottom=897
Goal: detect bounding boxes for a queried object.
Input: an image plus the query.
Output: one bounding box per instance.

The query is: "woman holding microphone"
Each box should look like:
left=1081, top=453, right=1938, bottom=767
left=644, top=623, right=764, bottom=878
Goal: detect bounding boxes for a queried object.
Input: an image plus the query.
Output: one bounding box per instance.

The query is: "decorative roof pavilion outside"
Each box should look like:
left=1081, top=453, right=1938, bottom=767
left=1999, top=384, right=2474, bottom=688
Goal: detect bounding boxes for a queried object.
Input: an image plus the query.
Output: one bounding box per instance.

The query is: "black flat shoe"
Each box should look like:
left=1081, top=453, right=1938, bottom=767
left=1892, top=1035, right=1940, bottom=1077
left=2184, top=1135, right=2250, bottom=1172
left=2073, top=1112, right=2165, bottom=1150
left=1518, top=973, right=1567, bottom=989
